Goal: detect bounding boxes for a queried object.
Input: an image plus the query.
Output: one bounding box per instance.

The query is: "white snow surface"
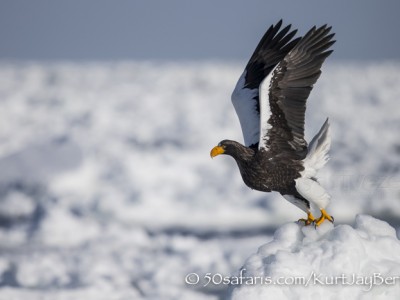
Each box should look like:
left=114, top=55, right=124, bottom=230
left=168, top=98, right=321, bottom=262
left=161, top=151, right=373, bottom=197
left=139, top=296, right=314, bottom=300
left=0, top=60, right=399, bottom=299
left=232, top=215, right=400, bottom=299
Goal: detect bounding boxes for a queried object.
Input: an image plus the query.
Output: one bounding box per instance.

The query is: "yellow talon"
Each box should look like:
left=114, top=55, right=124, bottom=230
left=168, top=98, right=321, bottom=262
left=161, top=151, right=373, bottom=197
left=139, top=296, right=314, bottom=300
left=314, top=209, right=334, bottom=227
left=298, top=212, right=316, bottom=226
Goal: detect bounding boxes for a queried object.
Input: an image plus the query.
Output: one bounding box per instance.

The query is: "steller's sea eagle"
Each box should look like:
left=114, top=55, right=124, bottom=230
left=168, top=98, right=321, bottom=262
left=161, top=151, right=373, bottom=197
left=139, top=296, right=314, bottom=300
left=210, top=20, right=335, bottom=226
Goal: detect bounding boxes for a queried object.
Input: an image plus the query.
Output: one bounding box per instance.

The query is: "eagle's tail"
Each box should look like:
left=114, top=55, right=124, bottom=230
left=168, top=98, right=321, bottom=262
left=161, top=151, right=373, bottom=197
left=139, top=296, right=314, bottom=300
left=301, top=118, right=331, bottom=178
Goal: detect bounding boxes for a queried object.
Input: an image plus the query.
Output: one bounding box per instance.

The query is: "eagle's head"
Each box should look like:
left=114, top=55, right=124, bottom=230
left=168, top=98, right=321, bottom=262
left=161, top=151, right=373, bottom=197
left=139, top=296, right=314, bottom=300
left=210, top=140, right=253, bottom=159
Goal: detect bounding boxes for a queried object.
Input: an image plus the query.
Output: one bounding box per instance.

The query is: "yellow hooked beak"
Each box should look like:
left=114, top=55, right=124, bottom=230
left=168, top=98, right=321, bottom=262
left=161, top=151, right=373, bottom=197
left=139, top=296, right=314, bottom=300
left=210, top=146, right=225, bottom=158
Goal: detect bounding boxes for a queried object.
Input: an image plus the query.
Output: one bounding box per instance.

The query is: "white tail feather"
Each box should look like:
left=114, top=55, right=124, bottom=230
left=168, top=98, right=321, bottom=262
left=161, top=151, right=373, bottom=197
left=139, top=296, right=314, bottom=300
left=302, top=118, right=331, bottom=178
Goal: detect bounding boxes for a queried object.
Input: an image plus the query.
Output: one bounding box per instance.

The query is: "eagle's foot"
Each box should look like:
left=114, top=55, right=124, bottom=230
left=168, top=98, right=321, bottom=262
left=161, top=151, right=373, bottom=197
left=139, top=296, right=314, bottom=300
left=314, top=209, right=334, bottom=227
left=298, top=212, right=316, bottom=226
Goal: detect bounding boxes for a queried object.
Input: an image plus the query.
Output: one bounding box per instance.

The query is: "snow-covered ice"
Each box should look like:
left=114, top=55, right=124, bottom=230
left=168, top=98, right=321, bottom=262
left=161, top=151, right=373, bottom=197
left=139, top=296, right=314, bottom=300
left=232, top=215, right=400, bottom=299
left=0, top=61, right=399, bottom=299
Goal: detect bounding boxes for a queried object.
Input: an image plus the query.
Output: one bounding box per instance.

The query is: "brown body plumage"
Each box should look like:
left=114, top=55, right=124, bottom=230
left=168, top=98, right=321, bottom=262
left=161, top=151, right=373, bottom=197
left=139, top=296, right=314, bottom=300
left=218, top=140, right=303, bottom=194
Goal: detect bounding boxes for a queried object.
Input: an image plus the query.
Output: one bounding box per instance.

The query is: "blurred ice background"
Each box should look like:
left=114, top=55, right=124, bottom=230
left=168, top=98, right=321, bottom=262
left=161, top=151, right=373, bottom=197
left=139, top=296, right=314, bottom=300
left=0, top=1, right=400, bottom=299
left=0, top=60, right=399, bottom=300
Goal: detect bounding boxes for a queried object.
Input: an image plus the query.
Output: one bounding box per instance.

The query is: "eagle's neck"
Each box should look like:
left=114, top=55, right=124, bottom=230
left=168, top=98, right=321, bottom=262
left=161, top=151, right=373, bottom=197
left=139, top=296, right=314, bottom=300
left=228, top=141, right=256, bottom=163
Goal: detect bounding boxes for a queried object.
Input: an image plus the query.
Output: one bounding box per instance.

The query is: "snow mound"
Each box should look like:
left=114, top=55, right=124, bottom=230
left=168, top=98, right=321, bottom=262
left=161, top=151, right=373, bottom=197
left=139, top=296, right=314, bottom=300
left=231, top=215, right=400, bottom=300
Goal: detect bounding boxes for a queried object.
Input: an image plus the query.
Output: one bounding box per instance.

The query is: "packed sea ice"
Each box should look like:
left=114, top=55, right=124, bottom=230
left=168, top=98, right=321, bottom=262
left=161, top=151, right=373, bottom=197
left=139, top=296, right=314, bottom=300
left=0, top=61, right=399, bottom=299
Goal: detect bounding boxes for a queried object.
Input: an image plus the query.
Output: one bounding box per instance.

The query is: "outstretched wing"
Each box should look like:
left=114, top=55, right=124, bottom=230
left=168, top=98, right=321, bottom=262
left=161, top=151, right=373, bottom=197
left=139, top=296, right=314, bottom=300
left=258, top=25, right=335, bottom=159
left=231, top=20, right=300, bottom=148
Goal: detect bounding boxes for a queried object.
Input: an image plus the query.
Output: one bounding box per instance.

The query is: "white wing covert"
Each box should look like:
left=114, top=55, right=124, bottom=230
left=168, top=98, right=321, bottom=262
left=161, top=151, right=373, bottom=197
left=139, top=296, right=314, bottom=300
left=231, top=20, right=300, bottom=148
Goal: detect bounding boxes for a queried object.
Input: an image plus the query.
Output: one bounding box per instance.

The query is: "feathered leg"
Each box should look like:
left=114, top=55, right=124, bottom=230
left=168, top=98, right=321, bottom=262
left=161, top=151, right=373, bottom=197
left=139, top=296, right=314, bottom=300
left=282, top=194, right=316, bottom=226
left=294, top=178, right=334, bottom=226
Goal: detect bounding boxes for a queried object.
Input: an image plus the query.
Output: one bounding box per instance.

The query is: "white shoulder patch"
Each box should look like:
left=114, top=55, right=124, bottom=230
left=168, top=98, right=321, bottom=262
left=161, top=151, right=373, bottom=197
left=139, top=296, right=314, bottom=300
left=258, top=65, right=278, bottom=150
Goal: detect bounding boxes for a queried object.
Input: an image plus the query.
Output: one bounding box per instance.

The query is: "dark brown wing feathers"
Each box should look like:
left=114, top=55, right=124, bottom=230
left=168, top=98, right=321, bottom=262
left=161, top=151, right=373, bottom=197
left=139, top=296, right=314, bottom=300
left=264, top=26, right=335, bottom=159
left=245, top=20, right=301, bottom=91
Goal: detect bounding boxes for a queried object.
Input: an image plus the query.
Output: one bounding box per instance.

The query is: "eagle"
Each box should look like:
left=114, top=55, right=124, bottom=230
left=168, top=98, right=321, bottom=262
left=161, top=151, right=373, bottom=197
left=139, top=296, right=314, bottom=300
left=210, top=20, right=335, bottom=226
